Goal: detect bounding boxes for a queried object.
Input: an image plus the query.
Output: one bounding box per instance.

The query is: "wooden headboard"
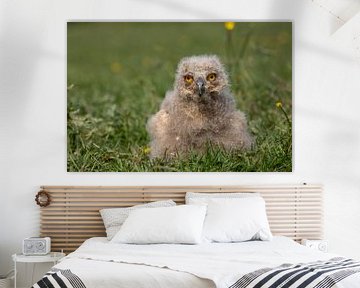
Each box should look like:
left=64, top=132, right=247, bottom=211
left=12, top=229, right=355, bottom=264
left=39, top=184, right=323, bottom=253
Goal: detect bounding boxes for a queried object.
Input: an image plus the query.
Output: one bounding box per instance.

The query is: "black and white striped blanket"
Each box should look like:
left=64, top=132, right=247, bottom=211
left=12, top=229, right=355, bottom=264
left=32, top=268, right=86, bottom=288
left=229, top=257, right=360, bottom=288
left=32, top=258, right=360, bottom=288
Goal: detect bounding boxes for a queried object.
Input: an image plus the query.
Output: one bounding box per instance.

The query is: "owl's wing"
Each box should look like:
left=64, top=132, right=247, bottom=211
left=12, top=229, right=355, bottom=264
left=146, top=108, right=172, bottom=158
left=146, top=109, right=170, bottom=139
left=225, top=110, right=254, bottom=149
left=160, top=90, right=175, bottom=110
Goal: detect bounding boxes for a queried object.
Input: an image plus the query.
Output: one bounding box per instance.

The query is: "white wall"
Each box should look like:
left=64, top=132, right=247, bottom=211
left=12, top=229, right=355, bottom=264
left=1, top=0, right=360, bottom=286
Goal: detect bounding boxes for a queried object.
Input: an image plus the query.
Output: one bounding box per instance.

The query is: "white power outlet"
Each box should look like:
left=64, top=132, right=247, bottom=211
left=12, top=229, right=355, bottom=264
left=301, top=239, right=328, bottom=252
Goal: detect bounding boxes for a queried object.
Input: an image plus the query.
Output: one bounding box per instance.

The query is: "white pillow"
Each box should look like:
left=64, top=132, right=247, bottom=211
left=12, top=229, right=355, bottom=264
left=111, top=205, right=207, bottom=244
left=100, top=200, right=176, bottom=240
left=186, top=192, right=259, bottom=204
left=202, top=197, right=272, bottom=243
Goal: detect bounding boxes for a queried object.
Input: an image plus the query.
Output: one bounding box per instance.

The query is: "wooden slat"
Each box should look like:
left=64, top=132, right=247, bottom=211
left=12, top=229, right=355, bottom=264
left=39, top=184, right=323, bottom=253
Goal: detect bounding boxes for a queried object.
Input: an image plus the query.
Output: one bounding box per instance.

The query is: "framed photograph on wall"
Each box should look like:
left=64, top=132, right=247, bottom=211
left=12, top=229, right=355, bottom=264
left=67, top=22, right=292, bottom=172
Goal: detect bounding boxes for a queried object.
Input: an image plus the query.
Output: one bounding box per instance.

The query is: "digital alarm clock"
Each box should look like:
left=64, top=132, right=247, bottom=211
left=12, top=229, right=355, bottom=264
left=301, top=239, right=328, bottom=252
left=23, top=237, right=51, bottom=255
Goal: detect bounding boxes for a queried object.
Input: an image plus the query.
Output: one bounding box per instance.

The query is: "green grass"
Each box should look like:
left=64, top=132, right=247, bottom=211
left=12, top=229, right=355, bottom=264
left=67, top=22, right=292, bottom=172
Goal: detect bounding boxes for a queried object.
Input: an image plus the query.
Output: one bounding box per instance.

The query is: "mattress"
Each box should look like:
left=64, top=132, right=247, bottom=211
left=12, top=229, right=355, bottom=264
left=34, top=236, right=360, bottom=288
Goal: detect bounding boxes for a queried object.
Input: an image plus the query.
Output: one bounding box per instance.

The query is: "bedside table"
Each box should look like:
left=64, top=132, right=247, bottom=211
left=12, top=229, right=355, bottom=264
left=301, top=239, right=328, bottom=252
left=12, top=252, right=65, bottom=288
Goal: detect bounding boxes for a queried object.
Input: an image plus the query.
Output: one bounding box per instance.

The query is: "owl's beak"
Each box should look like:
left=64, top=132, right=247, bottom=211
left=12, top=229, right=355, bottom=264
left=196, top=77, right=205, bottom=96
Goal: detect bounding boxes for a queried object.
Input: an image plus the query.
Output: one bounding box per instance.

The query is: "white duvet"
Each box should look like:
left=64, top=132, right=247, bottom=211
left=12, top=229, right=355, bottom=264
left=54, top=237, right=360, bottom=288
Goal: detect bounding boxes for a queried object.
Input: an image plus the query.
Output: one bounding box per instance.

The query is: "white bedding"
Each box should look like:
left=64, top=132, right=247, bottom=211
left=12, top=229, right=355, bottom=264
left=53, top=237, right=360, bottom=288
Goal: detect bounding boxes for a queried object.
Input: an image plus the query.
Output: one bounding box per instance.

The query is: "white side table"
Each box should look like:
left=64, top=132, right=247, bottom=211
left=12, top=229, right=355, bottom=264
left=12, top=252, right=65, bottom=288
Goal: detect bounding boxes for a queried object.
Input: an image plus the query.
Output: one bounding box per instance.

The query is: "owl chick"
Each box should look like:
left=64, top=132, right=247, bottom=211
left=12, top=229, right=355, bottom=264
left=147, top=55, right=253, bottom=159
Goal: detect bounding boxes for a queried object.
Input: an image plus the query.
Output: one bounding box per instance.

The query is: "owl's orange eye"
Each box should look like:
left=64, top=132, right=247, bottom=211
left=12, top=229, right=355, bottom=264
left=184, top=75, right=194, bottom=84
left=207, top=73, right=216, bottom=81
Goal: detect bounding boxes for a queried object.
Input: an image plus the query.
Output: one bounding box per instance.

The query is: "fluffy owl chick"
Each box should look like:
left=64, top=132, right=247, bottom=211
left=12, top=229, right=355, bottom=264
left=147, top=55, right=253, bottom=159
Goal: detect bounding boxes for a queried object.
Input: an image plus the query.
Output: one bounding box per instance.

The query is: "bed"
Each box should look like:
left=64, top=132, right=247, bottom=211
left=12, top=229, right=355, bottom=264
left=33, top=185, right=360, bottom=288
left=33, top=236, right=360, bottom=288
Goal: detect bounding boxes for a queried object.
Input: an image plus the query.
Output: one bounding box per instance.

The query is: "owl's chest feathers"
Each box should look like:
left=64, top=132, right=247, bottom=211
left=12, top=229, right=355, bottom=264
left=169, top=100, right=228, bottom=137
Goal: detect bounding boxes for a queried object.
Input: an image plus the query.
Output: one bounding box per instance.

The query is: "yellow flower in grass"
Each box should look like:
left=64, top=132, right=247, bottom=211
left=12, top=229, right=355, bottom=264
left=143, top=147, right=151, bottom=154
left=276, top=101, right=283, bottom=108
left=224, top=22, right=235, bottom=31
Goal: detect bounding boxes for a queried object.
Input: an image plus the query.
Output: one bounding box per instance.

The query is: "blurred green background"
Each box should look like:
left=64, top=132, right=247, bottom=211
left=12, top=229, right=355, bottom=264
left=67, top=22, right=292, bottom=172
